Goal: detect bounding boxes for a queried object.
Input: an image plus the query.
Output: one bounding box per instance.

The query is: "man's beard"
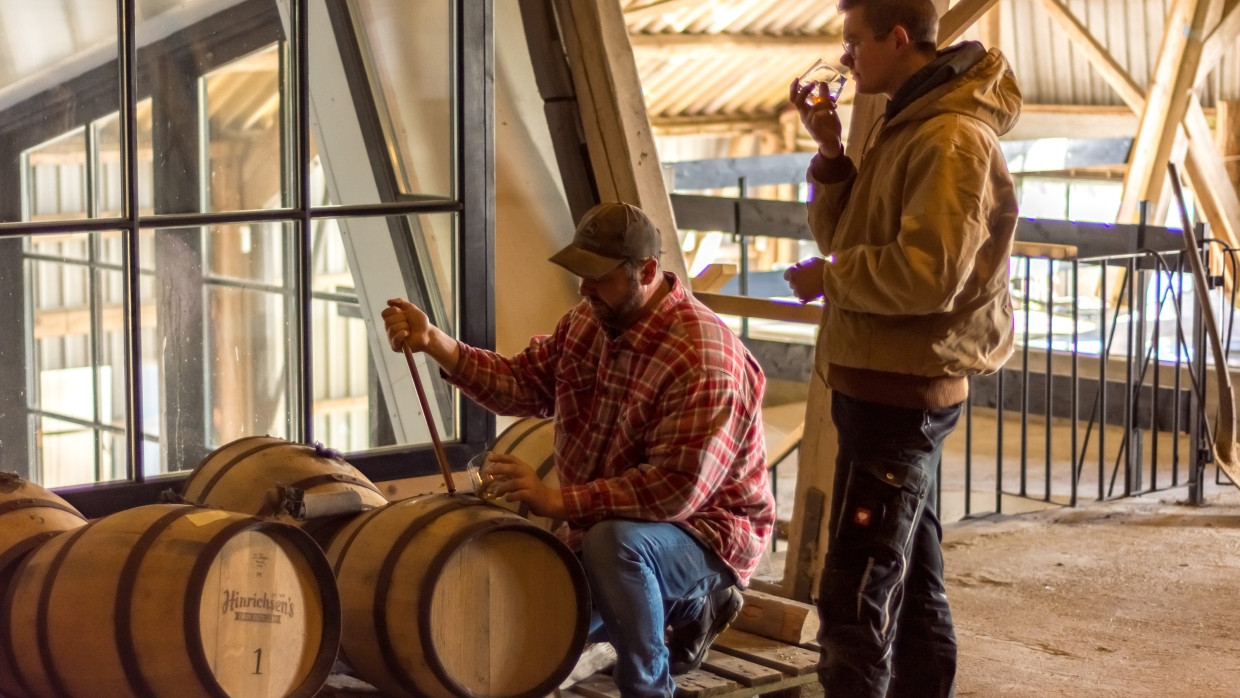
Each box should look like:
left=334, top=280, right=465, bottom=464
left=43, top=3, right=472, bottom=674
left=587, top=285, right=645, bottom=333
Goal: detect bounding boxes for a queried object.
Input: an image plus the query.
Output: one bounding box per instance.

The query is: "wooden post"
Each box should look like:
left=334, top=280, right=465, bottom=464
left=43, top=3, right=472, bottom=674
left=548, top=0, right=689, bottom=282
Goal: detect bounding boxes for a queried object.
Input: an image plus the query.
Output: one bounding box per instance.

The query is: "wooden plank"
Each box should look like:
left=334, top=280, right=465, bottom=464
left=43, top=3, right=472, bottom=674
left=1194, top=0, right=1240, bottom=88
left=937, top=0, right=1000, bottom=47
left=1182, top=96, right=1240, bottom=288
left=673, top=669, right=740, bottom=697
left=1119, top=0, right=1217, bottom=223
left=570, top=675, right=625, bottom=698
left=699, top=650, right=784, bottom=687
left=550, top=0, right=689, bottom=281
left=694, top=292, right=822, bottom=325
left=1011, top=241, right=1078, bottom=260
left=732, top=589, right=820, bottom=646
left=692, top=263, right=739, bottom=293
left=712, top=629, right=821, bottom=677
left=1037, top=0, right=1144, bottom=110
left=629, top=33, right=841, bottom=50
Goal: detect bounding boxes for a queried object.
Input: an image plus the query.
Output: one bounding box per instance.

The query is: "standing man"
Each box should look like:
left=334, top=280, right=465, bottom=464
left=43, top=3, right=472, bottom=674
left=783, top=1, right=1020, bottom=696
left=383, top=201, right=776, bottom=697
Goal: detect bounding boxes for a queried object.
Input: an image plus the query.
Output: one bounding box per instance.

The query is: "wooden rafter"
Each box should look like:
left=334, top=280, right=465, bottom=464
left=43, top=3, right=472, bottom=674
left=1037, top=0, right=1144, bottom=110
left=628, top=32, right=841, bottom=49
left=1039, top=0, right=1240, bottom=299
left=1195, top=0, right=1240, bottom=87
left=551, top=0, right=689, bottom=281
left=1117, top=0, right=1216, bottom=224
left=937, top=0, right=1001, bottom=47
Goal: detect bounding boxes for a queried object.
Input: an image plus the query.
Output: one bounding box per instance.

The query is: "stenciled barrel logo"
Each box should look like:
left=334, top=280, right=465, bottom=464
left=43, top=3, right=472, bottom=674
left=221, top=589, right=296, bottom=624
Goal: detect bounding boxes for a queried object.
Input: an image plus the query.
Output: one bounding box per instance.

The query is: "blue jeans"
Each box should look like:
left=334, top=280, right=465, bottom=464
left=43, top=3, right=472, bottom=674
left=580, top=519, right=736, bottom=697
left=816, top=392, right=962, bottom=698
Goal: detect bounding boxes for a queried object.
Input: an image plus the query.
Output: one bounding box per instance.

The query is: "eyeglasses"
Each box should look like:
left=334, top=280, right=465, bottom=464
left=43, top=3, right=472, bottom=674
left=841, top=31, right=890, bottom=56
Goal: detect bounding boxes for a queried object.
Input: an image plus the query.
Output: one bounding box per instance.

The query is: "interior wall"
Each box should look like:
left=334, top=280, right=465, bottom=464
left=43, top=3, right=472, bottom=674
left=492, top=1, right=581, bottom=357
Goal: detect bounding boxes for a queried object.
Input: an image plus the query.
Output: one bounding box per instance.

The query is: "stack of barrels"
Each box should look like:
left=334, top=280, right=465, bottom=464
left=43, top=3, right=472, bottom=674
left=0, top=472, right=340, bottom=698
left=0, top=429, right=589, bottom=698
left=182, top=434, right=590, bottom=698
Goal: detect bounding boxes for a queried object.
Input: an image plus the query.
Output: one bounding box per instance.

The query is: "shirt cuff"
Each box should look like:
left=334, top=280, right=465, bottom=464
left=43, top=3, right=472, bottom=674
left=439, top=339, right=472, bottom=385
left=809, top=151, right=853, bottom=184
left=560, top=483, right=597, bottom=526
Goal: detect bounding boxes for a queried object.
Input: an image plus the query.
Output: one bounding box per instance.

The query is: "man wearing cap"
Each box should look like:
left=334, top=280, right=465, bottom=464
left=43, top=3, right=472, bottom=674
left=383, top=201, right=775, bottom=697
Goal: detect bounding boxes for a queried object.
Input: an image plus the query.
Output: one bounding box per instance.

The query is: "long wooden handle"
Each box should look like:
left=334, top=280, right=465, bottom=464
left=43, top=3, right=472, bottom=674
left=403, top=345, right=456, bottom=493
left=1167, top=163, right=1240, bottom=482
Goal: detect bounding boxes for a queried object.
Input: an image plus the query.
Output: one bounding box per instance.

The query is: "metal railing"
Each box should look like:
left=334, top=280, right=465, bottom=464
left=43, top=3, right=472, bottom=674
left=672, top=192, right=1235, bottom=522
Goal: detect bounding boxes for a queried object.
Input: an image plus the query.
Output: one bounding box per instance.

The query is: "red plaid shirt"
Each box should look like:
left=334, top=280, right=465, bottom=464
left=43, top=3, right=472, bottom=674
left=447, top=273, right=775, bottom=585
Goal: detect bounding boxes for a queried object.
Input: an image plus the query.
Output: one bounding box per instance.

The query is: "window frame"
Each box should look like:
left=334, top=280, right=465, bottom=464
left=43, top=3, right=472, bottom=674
left=0, top=0, right=495, bottom=516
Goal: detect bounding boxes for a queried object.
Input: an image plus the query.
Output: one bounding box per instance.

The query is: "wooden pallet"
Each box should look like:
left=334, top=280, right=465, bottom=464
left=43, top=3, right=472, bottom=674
left=564, top=629, right=820, bottom=698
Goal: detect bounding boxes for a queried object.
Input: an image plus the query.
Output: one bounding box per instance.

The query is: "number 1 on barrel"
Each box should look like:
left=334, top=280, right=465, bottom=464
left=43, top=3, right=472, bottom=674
left=253, top=648, right=263, bottom=675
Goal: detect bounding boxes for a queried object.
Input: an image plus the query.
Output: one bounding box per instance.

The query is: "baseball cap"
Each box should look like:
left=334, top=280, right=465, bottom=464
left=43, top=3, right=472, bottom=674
left=549, top=201, right=661, bottom=280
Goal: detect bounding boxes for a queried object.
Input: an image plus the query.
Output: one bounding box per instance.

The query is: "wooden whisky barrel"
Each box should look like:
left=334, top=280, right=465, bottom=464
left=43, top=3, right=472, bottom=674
left=0, top=473, right=89, bottom=698
left=0, top=472, right=87, bottom=579
left=180, top=436, right=389, bottom=525
left=487, top=417, right=561, bottom=531
left=325, top=493, right=589, bottom=698
left=0, top=504, right=341, bottom=698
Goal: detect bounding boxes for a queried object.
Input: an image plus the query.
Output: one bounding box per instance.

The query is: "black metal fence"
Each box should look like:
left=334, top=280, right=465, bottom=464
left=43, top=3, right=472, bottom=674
left=669, top=180, right=1235, bottom=522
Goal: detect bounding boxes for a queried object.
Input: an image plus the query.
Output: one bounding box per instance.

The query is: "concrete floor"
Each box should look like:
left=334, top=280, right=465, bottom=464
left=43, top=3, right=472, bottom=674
left=754, top=380, right=1238, bottom=698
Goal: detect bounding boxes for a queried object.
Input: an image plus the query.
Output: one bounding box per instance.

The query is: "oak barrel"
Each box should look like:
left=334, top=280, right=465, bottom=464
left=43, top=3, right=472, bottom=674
left=325, top=493, right=589, bottom=698
left=487, top=417, right=561, bottom=531
left=0, top=472, right=87, bottom=579
left=0, top=504, right=341, bottom=698
left=0, top=473, right=89, bottom=698
left=181, top=436, right=389, bottom=525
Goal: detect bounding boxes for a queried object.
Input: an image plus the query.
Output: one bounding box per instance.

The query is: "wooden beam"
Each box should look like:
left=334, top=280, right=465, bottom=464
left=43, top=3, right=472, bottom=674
left=628, top=32, right=841, bottom=50
left=551, top=0, right=689, bottom=281
left=1182, top=94, right=1240, bottom=251
left=1003, top=104, right=1139, bottom=141
left=732, top=589, right=820, bottom=646
left=693, top=292, right=821, bottom=325
left=1195, top=0, right=1240, bottom=87
left=1118, top=0, right=1209, bottom=223
left=1038, top=0, right=1144, bottom=111
left=977, top=3, right=1002, bottom=49
left=937, top=0, right=1000, bottom=47
left=690, top=263, right=738, bottom=293
left=650, top=113, right=783, bottom=137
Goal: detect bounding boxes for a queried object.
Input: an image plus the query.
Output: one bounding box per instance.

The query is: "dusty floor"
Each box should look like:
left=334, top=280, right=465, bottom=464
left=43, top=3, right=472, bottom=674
left=947, top=487, right=1240, bottom=697
left=759, top=383, right=1240, bottom=698
left=786, top=486, right=1240, bottom=698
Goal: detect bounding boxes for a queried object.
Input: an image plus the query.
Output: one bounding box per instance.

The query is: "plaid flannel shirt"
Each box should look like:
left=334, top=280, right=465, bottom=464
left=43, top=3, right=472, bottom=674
left=446, top=273, right=775, bottom=586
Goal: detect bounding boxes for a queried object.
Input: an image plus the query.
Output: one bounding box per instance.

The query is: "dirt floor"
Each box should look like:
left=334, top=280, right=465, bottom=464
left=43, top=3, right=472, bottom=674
left=789, top=486, right=1240, bottom=698
left=946, top=486, right=1240, bottom=697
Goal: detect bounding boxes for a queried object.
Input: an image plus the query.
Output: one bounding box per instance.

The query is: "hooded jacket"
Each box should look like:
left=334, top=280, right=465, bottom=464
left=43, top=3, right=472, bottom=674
left=806, top=42, right=1021, bottom=404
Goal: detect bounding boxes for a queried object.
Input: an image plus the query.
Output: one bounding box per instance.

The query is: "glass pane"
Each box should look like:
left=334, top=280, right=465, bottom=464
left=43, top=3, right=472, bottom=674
left=311, top=213, right=457, bottom=451
left=310, top=0, right=454, bottom=205
left=204, top=44, right=285, bottom=212
left=25, top=233, right=131, bottom=487
left=0, top=0, right=119, bottom=223
left=207, top=222, right=287, bottom=285
left=94, top=100, right=155, bottom=218
left=25, top=128, right=88, bottom=222
left=139, top=1, right=283, bottom=215
left=206, top=282, right=294, bottom=444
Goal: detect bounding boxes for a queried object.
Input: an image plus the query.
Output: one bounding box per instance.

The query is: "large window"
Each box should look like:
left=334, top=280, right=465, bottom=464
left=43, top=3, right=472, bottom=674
left=0, top=0, right=493, bottom=514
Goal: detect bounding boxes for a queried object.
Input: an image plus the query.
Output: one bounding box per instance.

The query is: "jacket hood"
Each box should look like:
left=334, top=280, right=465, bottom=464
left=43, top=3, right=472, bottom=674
left=886, top=41, right=1022, bottom=138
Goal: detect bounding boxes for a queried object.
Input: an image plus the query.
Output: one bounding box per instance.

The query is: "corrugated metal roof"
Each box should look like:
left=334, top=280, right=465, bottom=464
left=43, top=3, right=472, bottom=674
left=624, top=0, right=1240, bottom=133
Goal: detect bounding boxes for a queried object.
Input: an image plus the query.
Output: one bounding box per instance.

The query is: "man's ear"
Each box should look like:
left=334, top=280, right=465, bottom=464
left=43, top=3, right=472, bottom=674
left=640, top=257, right=660, bottom=284
left=891, top=25, right=911, bottom=50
